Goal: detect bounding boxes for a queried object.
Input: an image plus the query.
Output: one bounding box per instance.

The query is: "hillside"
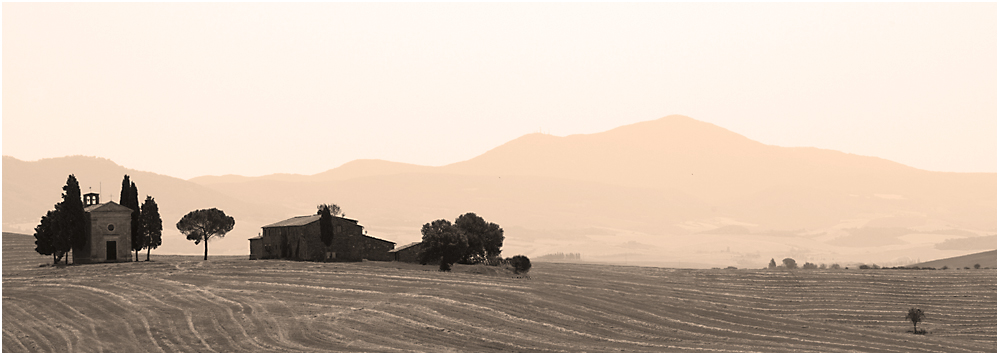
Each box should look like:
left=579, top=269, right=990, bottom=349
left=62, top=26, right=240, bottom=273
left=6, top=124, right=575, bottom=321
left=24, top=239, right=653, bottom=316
left=2, top=233, right=995, bottom=352
left=4, top=116, right=995, bottom=266
left=908, top=249, right=997, bottom=269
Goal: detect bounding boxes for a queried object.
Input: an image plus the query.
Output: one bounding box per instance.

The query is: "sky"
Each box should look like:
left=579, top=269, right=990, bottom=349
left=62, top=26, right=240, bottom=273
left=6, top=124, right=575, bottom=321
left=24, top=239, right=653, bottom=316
left=3, top=2, right=996, bottom=180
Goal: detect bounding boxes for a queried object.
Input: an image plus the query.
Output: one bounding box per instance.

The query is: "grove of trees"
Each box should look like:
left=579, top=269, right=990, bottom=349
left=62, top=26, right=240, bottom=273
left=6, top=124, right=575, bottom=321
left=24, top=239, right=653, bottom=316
left=177, top=208, right=235, bottom=260
left=418, top=212, right=505, bottom=271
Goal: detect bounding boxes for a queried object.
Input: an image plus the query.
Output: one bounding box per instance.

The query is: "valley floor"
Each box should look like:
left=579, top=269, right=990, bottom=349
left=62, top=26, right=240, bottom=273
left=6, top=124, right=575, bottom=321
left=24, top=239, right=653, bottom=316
left=3, top=235, right=996, bottom=352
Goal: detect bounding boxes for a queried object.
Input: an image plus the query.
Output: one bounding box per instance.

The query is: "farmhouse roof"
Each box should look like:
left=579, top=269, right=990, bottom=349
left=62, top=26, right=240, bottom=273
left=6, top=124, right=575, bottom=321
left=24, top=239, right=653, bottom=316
left=262, top=215, right=320, bottom=228
left=389, top=241, right=422, bottom=253
left=84, top=201, right=134, bottom=213
left=262, top=214, right=360, bottom=228
left=362, top=235, right=395, bottom=245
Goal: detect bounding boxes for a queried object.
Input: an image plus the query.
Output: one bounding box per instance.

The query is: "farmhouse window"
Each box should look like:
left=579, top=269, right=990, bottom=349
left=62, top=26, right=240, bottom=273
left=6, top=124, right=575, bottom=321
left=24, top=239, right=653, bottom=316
left=107, top=224, right=115, bottom=232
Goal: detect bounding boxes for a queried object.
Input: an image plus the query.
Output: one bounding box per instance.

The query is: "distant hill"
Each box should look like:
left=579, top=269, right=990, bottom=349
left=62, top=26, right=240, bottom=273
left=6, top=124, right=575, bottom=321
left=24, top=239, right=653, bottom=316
left=907, top=250, right=997, bottom=269
left=5, top=115, right=996, bottom=266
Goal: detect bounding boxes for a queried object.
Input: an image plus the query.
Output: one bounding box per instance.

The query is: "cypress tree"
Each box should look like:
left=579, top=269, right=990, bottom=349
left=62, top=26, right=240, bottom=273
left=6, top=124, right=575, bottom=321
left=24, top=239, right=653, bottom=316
left=140, top=196, right=163, bottom=261
left=129, top=181, right=142, bottom=261
left=59, top=175, right=86, bottom=264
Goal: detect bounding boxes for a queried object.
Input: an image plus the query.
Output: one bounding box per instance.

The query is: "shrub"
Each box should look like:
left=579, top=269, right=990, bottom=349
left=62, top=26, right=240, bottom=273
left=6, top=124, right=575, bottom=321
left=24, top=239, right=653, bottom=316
left=858, top=264, right=871, bottom=270
left=782, top=258, right=797, bottom=269
left=829, top=264, right=841, bottom=270
left=974, top=263, right=981, bottom=269
left=510, top=255, right=532, bottom=274
left=941, top=265, right=949, bottom=270
left=802, top=262, right=818, bottom=269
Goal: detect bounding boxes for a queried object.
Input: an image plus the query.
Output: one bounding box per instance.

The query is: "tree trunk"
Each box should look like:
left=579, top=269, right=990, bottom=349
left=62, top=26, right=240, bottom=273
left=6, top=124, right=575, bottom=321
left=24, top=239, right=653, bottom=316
left=135, top=250, right=139, bottom=262
left=204, top=239, right=209, bottom=260
left=146, top=248, right=151, bottom=261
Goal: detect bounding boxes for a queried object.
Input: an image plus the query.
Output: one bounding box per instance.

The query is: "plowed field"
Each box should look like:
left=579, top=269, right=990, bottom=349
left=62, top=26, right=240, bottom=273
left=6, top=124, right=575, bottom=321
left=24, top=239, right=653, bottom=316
left=3, top=233, right=995, bottom=352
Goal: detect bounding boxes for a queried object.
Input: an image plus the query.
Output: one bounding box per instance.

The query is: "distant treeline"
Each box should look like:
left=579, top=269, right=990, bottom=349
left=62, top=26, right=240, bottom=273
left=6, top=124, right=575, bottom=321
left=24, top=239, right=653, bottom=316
left=537, top=252, right=581, bottom=261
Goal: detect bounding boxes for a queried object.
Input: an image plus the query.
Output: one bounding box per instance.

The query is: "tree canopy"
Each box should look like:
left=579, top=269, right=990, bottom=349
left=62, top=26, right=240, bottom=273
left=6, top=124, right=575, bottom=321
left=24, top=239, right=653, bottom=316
left=782, top=258, right=798, bottom=269
left=418, top=219, right=468, bottom=271
left=454, top=212, right=504, bottom=264
left=139, top=196, right=163, bottom=261
left=34, top=209, right=62, bottom=264
left=176, top=208, right=235, bottom=260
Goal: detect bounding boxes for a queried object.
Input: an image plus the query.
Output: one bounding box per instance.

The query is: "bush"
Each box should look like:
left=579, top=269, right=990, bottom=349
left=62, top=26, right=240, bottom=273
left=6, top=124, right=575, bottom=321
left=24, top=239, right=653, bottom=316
left=941, top=265, right=949, bottom=270
left=974, top=263, right=981, bottom=269
left=509, top=255, right=532, bottom=274
left=782, top=258, right=797, bottom=269
left=829, top=264, right=841, bottom=270
left=802, top=262, right=817, bottom=269
left=858, top=264, right=871, bottom=269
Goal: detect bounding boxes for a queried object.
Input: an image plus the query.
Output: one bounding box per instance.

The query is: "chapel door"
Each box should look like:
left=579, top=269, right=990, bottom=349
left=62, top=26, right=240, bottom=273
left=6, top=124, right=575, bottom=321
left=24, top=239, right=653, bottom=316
left=106, top=241, right=117, bottom=261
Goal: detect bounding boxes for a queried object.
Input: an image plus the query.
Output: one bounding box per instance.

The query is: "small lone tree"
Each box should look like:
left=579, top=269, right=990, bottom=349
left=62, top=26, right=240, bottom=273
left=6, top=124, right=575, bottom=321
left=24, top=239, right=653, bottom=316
left=510, top=255, right=532, bottom=274
left=139, top=196, right=163, bottom=261
left=782, top=258, right=798, bottom=269
left=768, top=258, right=777, bottom=269
left=802, top=262, right=818, bottom=269
left=905, top=307, right=925, bottom=334
left=974, top=263, right=981, bottom=269
left=176, top=208, right=235, bottom=260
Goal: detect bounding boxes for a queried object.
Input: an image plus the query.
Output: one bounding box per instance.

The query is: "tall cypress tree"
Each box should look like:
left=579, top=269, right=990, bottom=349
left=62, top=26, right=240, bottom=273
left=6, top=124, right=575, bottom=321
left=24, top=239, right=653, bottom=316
left=129, top=181, right=142, bottom=261
left=59, top=175, right=86, bottom=264
left=139, top=196, right=162, bottom=261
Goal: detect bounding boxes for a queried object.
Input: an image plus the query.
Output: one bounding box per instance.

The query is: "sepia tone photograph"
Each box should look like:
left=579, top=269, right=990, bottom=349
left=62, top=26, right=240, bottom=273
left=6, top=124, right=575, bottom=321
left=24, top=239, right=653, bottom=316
left=2, top=2, right=996, bottom=352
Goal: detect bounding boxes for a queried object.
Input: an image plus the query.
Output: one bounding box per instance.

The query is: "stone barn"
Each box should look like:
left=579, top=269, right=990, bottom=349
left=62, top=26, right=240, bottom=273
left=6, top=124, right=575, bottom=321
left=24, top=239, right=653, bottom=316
left=251, top=214, right=395, bottom=262
left=73, top=192, right=133, bottom=264
left=389, top=241, right=423, bottom=263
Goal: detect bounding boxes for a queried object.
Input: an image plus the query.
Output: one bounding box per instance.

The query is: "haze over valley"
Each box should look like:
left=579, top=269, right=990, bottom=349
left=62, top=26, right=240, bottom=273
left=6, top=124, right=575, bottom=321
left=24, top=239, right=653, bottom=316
left=5, top=115, right=995, bottom=268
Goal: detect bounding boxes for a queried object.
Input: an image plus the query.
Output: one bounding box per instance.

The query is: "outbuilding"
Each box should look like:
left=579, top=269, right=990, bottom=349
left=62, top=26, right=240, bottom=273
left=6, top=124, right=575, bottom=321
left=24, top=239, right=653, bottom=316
left=389, top=241, right=423, bottom=263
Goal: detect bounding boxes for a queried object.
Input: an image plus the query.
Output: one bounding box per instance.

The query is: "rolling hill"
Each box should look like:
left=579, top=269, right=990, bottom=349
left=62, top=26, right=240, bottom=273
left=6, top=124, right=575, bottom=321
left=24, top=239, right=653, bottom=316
left=4, top=115, right=995, bottom=266
left=908, top=249, right=997, bottom=269
left=2, top=233, right=996, bottom=352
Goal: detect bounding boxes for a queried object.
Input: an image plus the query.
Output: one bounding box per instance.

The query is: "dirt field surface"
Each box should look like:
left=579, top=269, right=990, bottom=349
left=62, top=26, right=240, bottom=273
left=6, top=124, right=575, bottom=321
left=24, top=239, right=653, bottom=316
left=3, top=233, right=996, bottom=352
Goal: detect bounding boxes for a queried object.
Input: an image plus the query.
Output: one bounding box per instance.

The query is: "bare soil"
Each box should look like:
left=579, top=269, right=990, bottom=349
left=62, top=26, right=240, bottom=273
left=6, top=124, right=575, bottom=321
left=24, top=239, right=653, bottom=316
left=3, top=233, right=995, bottom=352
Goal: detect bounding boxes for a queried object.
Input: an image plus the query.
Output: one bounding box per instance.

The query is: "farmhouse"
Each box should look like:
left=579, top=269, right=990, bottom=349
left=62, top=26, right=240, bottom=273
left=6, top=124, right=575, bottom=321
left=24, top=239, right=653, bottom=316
left=389, top=241, right=423, bottom=263
left=250, top=215, right=395, bottom=262
left=73, top=192, right=133, bottom=263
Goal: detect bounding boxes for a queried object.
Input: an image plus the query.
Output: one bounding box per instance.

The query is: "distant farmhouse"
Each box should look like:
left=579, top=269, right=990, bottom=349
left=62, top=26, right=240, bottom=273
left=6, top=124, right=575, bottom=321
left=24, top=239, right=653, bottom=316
left=74, top=192, right=133, bottom=263
left=389, top=241, right=423, bottom=263
left=249, top=215, right=395, bottom=262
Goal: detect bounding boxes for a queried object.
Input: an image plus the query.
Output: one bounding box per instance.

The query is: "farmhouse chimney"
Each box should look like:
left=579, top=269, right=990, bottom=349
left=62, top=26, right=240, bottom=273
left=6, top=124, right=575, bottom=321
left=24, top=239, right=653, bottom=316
left=83, top=192, right=100, bottom=207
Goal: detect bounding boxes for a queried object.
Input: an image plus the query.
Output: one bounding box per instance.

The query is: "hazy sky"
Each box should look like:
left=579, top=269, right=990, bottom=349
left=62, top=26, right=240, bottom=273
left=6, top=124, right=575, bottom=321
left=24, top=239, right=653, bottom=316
left=3, top=2, right=996, bottom=179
